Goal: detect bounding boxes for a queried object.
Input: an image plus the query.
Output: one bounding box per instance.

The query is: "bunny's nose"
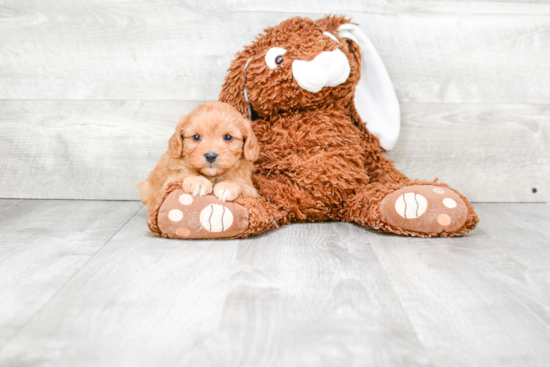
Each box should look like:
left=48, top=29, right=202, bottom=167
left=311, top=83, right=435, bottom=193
left=204, top=152, right=218, bottom=163
left=292, top=49, right=350, bottom=94
left=312, top=52, right=333, bottom=71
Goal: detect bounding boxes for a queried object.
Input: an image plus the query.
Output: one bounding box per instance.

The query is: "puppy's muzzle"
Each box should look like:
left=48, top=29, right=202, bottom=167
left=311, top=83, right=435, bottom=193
left=204, top=152, right=218, bottom=163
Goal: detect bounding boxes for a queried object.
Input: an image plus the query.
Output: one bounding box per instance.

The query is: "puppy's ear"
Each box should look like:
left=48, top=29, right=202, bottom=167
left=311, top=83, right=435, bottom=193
left=241, top=119, right=259, bottom=162
left=168, top=117, right=188, bottom=158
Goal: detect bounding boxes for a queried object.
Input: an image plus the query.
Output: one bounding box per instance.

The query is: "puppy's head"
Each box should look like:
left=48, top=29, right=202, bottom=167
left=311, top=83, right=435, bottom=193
left=168, top=101, right=259, bottom=177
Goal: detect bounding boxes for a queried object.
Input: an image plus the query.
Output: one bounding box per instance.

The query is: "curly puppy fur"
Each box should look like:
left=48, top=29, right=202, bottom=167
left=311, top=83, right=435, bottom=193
left=138, top=101, right=259, bottom=212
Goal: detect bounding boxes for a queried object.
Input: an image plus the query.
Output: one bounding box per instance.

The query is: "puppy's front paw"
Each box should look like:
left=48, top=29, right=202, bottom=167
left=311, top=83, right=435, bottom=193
left=182, top=176, right=213, bottom=197
left=214, top=182, right=241, bottom=202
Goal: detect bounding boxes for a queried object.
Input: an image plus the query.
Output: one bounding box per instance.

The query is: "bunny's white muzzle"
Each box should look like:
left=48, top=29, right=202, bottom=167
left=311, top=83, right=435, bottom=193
left=292, top=49, right=351, bottom=93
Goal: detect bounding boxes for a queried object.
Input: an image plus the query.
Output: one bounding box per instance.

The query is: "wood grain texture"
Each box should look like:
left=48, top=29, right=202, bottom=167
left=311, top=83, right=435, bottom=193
left=1, top=100, right=548, bottom=202
left=367, top=203, right=550, bottom=367
left=0, top=100, right=198, bottom=200
left=1, top=201, right=550, bottom=366
left=0, top=0, right=549, bottom=103
left=0, top=207, right=432, bottom=367
left=388, top=103, right=550, bottom=202
left=0, top=199, right=141, bottom=348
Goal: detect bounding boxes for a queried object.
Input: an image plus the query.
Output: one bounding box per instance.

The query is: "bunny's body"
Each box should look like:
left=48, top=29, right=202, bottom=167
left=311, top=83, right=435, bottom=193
left=147, top=15, right=479, bottom=239
left=251, top=105, right=385, bottom=222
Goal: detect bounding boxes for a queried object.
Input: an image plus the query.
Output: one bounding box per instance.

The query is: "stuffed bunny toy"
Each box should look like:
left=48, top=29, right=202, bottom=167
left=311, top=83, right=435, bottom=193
left=147, top=15, right=479, bottom=239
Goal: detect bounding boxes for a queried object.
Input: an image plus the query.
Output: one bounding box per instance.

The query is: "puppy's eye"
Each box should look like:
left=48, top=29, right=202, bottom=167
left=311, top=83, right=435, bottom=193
left=193, top=134, right=201, bottom=141
left=265, top=47, right=287, bottom=69
left=223, top=134, right=233, bottom=142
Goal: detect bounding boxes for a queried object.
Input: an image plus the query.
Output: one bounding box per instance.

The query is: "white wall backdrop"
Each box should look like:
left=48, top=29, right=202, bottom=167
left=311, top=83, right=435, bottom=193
left=1, top=0, right=548, bottom=201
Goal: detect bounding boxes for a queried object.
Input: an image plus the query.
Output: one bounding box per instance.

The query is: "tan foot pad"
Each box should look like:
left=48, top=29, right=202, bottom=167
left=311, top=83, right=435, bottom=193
left=380, top=185, right=468, bottom=234
left=157, top=190, right=248, bottom=239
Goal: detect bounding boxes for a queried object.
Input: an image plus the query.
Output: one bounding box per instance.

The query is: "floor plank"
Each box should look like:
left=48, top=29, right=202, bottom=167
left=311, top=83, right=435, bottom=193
left=0, top=199, right=141, bottom=347
left=367, top=203, right=550, bottom=367
left=0, top=207, right=431, bottom=367
left=1, top=202, right=550, bottom=366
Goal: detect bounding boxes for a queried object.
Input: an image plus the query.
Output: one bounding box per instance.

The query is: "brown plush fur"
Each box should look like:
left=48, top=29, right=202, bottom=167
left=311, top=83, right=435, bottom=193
left=149, top=15, right=479, bottom=238
left=216, top=15, right=478, bottom=237
left=138, top=101, right=259, bottom=212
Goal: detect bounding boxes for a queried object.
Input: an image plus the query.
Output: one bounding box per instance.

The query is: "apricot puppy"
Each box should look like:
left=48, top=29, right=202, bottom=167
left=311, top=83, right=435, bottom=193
left=137, top=101, right=260, bottom=212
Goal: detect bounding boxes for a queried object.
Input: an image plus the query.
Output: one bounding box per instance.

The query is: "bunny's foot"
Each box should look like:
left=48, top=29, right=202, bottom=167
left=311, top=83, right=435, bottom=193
left=344, top=181, right=479, bottom=237
left=380, top=185, right=471, bottom=234
left=147, top=182, right=290, bottom=239
left=148, top=189, right=249, bottom=239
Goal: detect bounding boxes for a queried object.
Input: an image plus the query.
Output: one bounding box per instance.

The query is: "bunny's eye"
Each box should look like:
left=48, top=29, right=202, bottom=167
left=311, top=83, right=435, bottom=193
left=265, top=47, right=287, bottom=69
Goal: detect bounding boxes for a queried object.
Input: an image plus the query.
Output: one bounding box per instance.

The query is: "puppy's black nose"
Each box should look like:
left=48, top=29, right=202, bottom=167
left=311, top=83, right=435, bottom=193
left=204, top=152, right=218, bottom=163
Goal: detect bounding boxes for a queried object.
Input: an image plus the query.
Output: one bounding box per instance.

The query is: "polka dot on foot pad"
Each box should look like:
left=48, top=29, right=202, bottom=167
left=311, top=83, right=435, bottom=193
left=168, top=209, right=183, bottom=222
left=437, top=214, right=451, bottom=226
left=443, top=198, right=457, bottom=208
left=179, top=194, right=193, bottom=205
left=176, top=228, right=190, bottom=237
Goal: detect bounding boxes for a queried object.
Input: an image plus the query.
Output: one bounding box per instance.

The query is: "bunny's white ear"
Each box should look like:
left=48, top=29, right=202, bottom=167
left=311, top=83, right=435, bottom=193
left=337, top=24, right=400, bottom=151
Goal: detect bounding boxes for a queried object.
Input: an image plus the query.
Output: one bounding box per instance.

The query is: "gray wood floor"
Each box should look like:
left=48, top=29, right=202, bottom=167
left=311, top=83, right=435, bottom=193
left=1, top=200, right=549, bottom=366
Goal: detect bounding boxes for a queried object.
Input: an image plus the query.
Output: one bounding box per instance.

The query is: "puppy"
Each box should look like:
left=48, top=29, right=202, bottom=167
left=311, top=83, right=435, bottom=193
left=137, top=101, right=260, bottom=212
